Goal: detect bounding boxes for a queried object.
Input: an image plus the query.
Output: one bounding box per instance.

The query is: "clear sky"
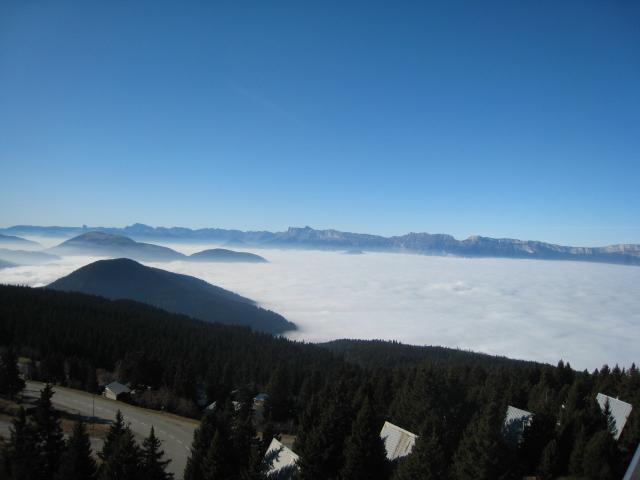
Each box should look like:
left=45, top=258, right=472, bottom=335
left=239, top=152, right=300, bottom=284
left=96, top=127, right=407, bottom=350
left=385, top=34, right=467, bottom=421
left=1, top=0, right=639, bottom=246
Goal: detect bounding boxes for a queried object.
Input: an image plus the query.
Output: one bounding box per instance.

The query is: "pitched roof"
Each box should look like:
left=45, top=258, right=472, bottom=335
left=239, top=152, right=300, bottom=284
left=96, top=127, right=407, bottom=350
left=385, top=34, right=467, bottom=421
left=503, top=405, right=534, bottom=445
left=623, top=442, right=640, bottom=480
left=379, top=421, right=418, bottom=460
left=596, top=393, right=633, bottom=441
left=264, top=438, right=299, bottom=477
left=504, top=405, right=533, bottom=429
left=105, top=381, right=130, bottom=396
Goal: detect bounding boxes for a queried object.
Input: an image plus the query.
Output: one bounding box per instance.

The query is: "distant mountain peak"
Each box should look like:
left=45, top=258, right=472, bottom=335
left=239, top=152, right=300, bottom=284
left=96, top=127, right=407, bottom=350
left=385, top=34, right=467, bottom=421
left=53, top=231, right=185, bottom=262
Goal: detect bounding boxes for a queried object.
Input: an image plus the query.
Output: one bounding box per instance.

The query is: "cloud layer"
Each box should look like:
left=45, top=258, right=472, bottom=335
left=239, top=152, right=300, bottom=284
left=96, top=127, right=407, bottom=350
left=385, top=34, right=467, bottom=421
left=2, top=241, right=638, bottom=371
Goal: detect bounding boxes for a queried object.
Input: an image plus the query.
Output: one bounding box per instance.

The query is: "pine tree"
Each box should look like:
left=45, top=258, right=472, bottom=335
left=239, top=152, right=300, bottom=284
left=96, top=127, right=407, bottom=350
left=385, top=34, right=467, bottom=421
left=99, top=410, right=142, bottom=480
left=0, top=349, right=25, bottom=398
left=184, top=412, right=218, bottom=480
left=537, top=439, right=558, bottom=480
left=98, top=426, right=142, bottom=480
left=202, top=430, right=233, bottom=480
left=232, top=409, right=260, bottom=477
left=4, top=407, right=38, bottom=480
left=297, top=381, right=353, bottom=480
left=265, top=365, right=290, bottom=422
left=184, top=407, right=235, bottom=480
left=99, top=410, right=126, bottom=463
left=451, top=404, right=509, bottom=480
left=56, top=420, right=97, bottom=480
left=339, top=398, right=388, bottom=480
left=141, top=427, right=173, bottom=480
left=33, top=383, right=65, bottom=480
left=581, top=430, right=617, bottom=480
left=393, top=422, right=446, bottom=480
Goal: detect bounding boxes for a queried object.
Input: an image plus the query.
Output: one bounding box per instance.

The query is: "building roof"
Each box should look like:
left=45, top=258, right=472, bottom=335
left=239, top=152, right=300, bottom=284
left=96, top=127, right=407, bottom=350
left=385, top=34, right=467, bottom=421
left=264, top=438, right=299, bottom=477
left=105, top=381, right=130, bottom=396
left=623, top=442, right=640, bottom=480
left=503, top=405, right=534, bottom=445
left=596, top=393, right=633, bottom=441
left=379, top=421, right=418, bottom=461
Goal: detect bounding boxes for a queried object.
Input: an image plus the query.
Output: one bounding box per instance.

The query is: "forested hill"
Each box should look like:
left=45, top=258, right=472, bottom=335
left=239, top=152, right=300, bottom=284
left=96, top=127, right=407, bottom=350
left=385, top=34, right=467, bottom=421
left=47, top=258, right=295, bottom=334
left=321, top=339, right=539, bottom=370
left=1, top=285, right=639, bottom=478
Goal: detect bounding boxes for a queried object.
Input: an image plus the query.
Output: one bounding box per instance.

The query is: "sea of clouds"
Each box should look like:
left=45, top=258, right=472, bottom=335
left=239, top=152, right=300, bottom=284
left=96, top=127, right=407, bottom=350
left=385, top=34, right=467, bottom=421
left=1, top=238, right=638, bottom=371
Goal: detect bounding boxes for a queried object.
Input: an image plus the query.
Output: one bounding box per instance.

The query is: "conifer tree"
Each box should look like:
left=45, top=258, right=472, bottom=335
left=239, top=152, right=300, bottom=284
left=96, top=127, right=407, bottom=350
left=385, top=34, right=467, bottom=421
left=232, top=409, right=260, bottom=477
left=99, top=410, right=142, bottom=480
left=581, top=430, right=617, bottom=480
left=4, top=407, right=37, bottom=480
left=184, top=412, right=218, bottom=480
left=393, top=422, right=446, bottom=480
left=202, top=430, right=233, bottom=480
left=537, top=439, right=558, bottom=480
left=33, top=383, right=65, bottom=480
left=56, top=420, right=97, bottom=480
left=184, top=406, right=235, bottom=480
left=265, top=365, right=290, bottom=422
left=339, top=398, right=388, bottom=480
left=141, top=427, right=173, bottom=480
left=98, top=426, right=142, bottom=480
left=0, top=349, right=25, bottom=398
left=99, top=410, right=126, bottom=464
left=297, top=381, right=353, bottom=480
left=451, top=404, right=508, bottom=480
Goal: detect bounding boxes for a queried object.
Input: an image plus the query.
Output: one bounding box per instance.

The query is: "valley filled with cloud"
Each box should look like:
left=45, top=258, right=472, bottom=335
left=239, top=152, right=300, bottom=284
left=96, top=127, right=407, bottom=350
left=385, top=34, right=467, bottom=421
left=2, top=240, right=638, bottom=371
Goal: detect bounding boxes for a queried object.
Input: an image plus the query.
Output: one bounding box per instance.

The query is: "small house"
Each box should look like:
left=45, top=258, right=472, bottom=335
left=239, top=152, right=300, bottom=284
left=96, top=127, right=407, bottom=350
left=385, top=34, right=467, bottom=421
left=103, top=381, right=130, bottom=401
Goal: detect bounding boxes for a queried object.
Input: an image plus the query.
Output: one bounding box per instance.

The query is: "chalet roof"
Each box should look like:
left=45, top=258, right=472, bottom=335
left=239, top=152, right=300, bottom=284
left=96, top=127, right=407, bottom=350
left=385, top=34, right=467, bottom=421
left=596, top=393, right=633, bottom=441
left=379, top=421, right=417, bottom=461
left=623, top=442, right=640, bottom=480
left=105, top=381, right=130, bottom=396
left=264, top=438, right=299, bottom=477
left=504, top=405, right=533, bottom=427
left=503, top=405, right=534, bottom=445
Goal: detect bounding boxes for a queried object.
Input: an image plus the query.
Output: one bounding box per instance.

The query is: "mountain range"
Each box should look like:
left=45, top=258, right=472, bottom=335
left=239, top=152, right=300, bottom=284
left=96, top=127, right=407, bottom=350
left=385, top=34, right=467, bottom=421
left=3, top=223, right=639, bottom=266
left=47, top=258, right=295, bottom=334
left=0, top=233, right=40, bottom=248
left=50, top=232, right=267, bottom=263
left=0, top=248, right=60, bottom=266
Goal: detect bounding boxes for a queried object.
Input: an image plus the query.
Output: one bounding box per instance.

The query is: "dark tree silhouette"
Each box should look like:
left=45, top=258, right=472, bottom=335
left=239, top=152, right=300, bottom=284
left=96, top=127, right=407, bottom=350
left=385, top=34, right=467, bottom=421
left=56, top=421, right=97, bottom=480
left=141, top=427, right=173, bottom=480
left=33, top=384, right=65, bottom=480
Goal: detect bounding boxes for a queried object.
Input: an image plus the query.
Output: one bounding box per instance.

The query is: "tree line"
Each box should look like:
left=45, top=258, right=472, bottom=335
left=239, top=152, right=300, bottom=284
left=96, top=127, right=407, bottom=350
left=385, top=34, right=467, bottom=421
left=0, top=284, right=638, bottom=479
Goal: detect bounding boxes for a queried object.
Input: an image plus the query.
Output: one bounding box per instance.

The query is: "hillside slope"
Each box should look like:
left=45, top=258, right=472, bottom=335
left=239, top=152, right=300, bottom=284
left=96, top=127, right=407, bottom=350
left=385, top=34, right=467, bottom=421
left=46, top=258, right=295, bottom=334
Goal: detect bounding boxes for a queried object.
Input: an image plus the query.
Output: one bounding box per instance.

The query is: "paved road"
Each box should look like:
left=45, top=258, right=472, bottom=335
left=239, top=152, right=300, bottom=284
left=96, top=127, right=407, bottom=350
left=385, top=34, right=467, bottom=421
left=25, top=381, right=198, bottom=479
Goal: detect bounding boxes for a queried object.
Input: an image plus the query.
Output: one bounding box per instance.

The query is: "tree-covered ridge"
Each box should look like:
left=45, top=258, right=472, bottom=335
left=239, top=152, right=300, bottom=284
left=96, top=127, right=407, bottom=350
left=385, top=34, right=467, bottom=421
left=321, top=338, right=539, bottom=370
left=46, top=258, right=296, bottom=334
left=0, top=284, right=638, bottom=479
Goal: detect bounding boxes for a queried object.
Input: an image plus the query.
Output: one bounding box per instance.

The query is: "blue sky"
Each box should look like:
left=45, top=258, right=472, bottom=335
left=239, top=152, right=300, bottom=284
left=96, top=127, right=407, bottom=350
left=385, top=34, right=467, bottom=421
left=1, top=0, right=639, bottom=245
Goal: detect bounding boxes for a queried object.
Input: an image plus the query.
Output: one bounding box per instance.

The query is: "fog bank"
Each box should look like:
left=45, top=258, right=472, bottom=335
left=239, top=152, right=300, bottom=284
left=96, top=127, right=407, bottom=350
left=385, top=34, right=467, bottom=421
left=1, top=243, right=638, bottom=370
